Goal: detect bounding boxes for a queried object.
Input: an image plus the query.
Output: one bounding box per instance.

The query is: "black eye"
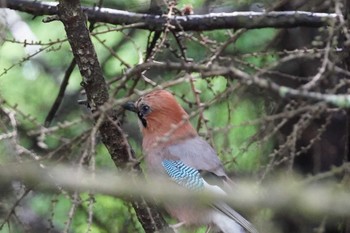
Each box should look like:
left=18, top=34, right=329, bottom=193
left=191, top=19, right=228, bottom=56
left=140, top=105, right=150, bottom=114
left=137, top=104, right=150, bottom=128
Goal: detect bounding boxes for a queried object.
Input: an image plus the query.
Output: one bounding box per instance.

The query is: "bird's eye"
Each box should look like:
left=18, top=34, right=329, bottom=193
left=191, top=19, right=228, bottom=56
left=140, top=105, right=150, bottom=114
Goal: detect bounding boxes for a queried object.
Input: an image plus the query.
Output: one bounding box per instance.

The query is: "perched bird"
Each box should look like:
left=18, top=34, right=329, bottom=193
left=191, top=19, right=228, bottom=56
left=123, top=90, right=258, bottom=233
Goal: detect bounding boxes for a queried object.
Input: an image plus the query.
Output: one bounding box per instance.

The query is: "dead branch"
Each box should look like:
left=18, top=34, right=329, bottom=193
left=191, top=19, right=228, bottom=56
left=3, top=0, right=339, bottom=31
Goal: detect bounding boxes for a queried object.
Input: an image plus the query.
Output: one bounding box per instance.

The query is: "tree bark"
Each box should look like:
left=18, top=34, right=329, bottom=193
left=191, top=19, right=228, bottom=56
left=3, top=0, right=338, bottom=31
left=56, top=0, right=171, bottom=232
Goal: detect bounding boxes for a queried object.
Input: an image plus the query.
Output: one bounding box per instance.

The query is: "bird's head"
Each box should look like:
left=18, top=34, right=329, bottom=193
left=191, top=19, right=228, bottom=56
left=123, top=90, right=197, bottom=150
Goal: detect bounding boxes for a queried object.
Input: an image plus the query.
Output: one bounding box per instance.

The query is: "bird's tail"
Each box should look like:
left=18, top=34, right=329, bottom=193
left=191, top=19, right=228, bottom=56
left=212, top=202, right=259, bottom=233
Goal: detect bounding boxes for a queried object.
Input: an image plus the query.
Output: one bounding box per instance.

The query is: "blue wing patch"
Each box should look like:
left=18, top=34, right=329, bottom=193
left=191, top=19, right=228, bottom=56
left=162, top=160, right=204, bottom=191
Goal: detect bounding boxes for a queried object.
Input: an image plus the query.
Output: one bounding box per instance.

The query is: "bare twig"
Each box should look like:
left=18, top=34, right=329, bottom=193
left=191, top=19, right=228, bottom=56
left=45, top=59, right=76, bottom=127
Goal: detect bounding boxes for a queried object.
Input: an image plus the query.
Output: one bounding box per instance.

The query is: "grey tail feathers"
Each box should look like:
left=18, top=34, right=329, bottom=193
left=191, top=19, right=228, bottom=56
left=213, top=202, right=259, bottom=233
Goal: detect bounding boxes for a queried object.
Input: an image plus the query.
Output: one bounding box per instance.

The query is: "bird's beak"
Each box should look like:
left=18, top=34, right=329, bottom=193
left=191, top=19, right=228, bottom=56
left=122, top=101, right=138, bottom=113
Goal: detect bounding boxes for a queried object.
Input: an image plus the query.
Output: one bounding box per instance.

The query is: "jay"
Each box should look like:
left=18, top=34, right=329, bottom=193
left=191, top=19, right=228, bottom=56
left=124, top=90, right=258, bottom=233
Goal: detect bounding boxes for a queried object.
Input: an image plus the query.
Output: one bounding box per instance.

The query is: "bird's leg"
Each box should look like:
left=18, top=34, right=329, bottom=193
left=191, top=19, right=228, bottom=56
left=169, top=221, right=185, bottom=233
left=205, top=224, right=212, bottom=233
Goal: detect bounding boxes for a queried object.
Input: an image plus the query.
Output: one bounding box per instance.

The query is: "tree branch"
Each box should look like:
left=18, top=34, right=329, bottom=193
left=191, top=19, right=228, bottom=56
left=3, top=0, right=339, bottom=31
left=115, top=61, right=350, bottom=108
left=1, top=163, right=350, bottom=218
left=56, top=0, right=171, bottom=232
left=44, top=59, right=76, bottom=127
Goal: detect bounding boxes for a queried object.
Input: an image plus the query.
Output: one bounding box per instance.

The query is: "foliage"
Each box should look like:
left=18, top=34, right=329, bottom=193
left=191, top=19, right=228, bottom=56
left=1, top=0, right=350, bottom=233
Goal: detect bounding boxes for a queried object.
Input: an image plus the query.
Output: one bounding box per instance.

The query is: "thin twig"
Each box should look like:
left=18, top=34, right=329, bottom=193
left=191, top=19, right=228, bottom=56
left=45, top=59, right=76, bottom=127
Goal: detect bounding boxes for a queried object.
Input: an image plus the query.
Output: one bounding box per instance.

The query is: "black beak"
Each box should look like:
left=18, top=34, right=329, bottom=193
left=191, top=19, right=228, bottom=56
left=122, top=101, right=138, bottom=113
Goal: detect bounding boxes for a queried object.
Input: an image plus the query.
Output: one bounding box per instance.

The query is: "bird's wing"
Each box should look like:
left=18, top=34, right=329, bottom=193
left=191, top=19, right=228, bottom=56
left=167, top=136, right=227, bottom=178
left=162, top=160, right=204, bottom=190
left=161, top=159, right=258, bottom=233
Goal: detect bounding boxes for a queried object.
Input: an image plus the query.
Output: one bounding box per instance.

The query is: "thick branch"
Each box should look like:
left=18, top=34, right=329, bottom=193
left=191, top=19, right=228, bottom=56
left=56, top=0, right=170, bottom=232
left=1, top=163, right=350, bottom=218
left=3, top=0, right=339, bottom=31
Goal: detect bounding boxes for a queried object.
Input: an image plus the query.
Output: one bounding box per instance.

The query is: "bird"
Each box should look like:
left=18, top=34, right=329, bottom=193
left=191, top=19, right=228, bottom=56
left=123, top=90, right=258, bottom=233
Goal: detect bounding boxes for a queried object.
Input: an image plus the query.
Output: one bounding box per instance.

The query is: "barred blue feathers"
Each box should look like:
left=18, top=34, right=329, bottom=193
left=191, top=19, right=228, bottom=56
left=162, top=160, right=204, bottom=191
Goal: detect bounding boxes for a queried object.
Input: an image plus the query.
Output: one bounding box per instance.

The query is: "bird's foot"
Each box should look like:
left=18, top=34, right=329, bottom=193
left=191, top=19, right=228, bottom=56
left=205, top=225, right=212, bottom=233
left=169, top=222, right=185, bottom=233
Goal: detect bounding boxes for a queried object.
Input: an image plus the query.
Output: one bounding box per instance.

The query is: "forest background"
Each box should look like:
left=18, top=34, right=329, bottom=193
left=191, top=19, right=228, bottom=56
left=0, top=0, right=350, bottom=233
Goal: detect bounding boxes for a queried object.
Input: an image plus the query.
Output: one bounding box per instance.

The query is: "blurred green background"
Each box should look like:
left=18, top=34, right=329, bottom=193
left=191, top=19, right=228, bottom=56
left=1, top=0, right=339, bottom=232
